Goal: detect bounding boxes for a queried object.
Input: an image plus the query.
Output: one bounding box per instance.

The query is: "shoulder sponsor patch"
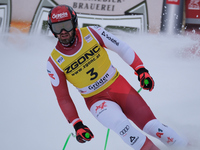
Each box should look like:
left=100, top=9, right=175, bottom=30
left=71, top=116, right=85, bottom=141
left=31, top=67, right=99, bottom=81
left=56, top=56, right=65, bottom=65
left=84, top=34, right=93, bottom=43
left=47, top=61, right=59, bottom=87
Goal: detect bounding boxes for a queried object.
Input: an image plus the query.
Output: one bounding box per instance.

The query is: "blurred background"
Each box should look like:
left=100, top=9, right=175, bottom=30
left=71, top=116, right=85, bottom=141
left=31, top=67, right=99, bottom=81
left=9, top=0, right=163, bottom=33
left=1, top=0, right=200, bottom=35
left=0, top=0, right=200, bottom=150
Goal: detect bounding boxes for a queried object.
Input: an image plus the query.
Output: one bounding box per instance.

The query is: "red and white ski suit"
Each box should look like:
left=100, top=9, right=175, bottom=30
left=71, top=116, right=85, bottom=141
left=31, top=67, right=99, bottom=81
left=47, top=26, right=187, bottom=150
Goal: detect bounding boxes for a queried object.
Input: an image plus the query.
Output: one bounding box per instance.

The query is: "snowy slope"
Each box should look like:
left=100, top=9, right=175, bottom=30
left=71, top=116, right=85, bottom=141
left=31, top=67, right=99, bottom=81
left=0, top=30, right=200, bottom=150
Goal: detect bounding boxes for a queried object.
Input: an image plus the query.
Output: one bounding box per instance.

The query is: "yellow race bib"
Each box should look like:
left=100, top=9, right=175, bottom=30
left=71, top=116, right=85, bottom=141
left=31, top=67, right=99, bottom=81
left=51, top=27, right=119, bottom=97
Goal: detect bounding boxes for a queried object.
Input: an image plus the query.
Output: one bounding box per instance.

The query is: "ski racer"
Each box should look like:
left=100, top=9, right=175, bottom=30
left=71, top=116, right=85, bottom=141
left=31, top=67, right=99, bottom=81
left=46, top=5, right=188, bottom=150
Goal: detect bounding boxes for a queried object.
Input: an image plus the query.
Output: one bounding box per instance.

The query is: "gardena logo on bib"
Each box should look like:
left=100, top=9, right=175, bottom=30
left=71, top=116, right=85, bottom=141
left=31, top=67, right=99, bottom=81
left=52, top=12, right=68, bottom=19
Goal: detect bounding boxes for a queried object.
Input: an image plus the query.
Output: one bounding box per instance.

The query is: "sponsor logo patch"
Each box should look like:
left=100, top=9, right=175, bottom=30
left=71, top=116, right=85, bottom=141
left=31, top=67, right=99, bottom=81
left=47, top=61, right=59, bottom=87
left=167, top=137, right=174, bottom=144
left=130, top=136, right=139, bottom=145
left=56, top=56, right=65, bottom=65
left=120, top=125, right=130, bottom=136
left=84, top=34, right=93, bottom=43
left=47, top=70, right=55, bottom=80
left=95, top=101, right=107, bottom=117
left=95, top=101, right=107, bottom=113
left=156, top=128, right=164, bottom=138
left=101, top=31, right=119, bottom=46
left=52, top=12, right=68, bottom=19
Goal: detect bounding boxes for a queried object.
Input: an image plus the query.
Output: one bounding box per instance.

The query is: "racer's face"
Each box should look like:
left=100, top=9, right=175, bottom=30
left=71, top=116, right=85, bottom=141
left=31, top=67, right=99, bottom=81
left=57, top=29, right=74, bottom=45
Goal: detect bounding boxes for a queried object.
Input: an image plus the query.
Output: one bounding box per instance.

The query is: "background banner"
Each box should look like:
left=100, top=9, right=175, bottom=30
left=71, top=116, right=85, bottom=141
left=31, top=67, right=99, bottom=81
left=0, top=0, right=11, bottom=33
left=8, top=0, right=163, bottom=34
left=2, top=0, right=200, bottom=34
left=29, top=0, right=149, bottom=36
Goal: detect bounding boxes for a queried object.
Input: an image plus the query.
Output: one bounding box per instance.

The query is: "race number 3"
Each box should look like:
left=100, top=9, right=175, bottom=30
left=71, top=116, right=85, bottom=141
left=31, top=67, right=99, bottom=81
left=86, top=68, right=98, bottom=80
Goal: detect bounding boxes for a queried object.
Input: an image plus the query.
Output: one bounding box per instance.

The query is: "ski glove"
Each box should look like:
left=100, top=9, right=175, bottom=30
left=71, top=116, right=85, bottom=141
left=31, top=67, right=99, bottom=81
left=135, top=67, right=154, bottom=91
left=73, top=121, right=94, bottom=143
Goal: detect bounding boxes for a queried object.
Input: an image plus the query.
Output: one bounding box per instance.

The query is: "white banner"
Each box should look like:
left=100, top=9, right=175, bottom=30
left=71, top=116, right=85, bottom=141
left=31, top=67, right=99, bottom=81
left=29, top=0, right=148, bottom=36
left=64, top=0, right=143, bottom=15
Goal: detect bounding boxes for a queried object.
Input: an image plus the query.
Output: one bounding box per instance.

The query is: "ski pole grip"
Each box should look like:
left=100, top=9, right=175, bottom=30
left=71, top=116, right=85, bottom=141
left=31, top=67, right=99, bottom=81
left=85, top=132, right=90, bottom=139
left=144, top=79, right=149, bottom=85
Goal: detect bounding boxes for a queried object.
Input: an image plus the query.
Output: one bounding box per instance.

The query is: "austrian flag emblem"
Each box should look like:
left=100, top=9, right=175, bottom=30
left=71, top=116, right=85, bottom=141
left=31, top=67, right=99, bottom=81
left=95, top=101, right=107, bottom=113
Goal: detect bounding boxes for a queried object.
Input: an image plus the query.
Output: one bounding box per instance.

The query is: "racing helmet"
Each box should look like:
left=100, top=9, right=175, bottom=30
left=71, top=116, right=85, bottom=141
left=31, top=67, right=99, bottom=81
left=48, top=5, right=78, bottom=38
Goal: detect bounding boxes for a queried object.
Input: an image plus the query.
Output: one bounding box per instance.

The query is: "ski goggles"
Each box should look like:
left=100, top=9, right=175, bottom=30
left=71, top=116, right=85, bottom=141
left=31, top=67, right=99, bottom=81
left=51, top=20, right=73, bottom=34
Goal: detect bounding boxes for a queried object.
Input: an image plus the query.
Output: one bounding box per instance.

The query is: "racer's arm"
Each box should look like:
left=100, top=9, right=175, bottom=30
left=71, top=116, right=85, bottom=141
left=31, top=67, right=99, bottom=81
left=47, top=57, right=94, bottom=142
left=89, top=26, right=154, bottom=91
left=88, top=26, right=143, bottom=70
left=47, top=57, right=79, bottom=123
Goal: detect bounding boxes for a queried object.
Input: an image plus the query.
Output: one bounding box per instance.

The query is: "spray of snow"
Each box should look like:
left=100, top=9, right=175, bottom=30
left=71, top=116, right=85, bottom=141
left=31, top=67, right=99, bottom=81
left=0, top=28, right=200, bottom=150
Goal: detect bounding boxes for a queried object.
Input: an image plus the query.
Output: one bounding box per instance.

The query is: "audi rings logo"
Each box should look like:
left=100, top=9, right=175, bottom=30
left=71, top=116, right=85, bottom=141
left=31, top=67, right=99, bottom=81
left=120, top=125, right=130, bottom=135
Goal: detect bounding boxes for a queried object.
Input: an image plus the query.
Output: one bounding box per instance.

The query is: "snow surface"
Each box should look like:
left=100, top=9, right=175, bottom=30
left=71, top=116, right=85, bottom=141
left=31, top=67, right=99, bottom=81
left=0, top=29, right=200, bottom=150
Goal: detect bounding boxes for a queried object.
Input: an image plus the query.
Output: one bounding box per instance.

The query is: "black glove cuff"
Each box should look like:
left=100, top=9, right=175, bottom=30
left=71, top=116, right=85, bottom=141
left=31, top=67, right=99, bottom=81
left=136, top=67, right=149, bottom=75
left=74, top=121, right=84, bottom=131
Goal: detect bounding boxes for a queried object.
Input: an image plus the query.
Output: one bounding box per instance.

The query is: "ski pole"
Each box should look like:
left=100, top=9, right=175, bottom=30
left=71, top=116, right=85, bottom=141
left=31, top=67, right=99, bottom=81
left=104, top=79, right=149, bottom=150
left=104, top=128, right=110, bottom=150
left=62, top=133, right=76, bottom=150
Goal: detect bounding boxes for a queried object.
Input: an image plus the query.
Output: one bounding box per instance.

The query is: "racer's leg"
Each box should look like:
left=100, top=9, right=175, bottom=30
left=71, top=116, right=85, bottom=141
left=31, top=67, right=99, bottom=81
left=122, top=87, right=187, bottom=148
left=90, top=100, right=159, bottom=150
left=143, top=119, right=188, bottom=148
left=112, top=76, right=188, bottom=148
